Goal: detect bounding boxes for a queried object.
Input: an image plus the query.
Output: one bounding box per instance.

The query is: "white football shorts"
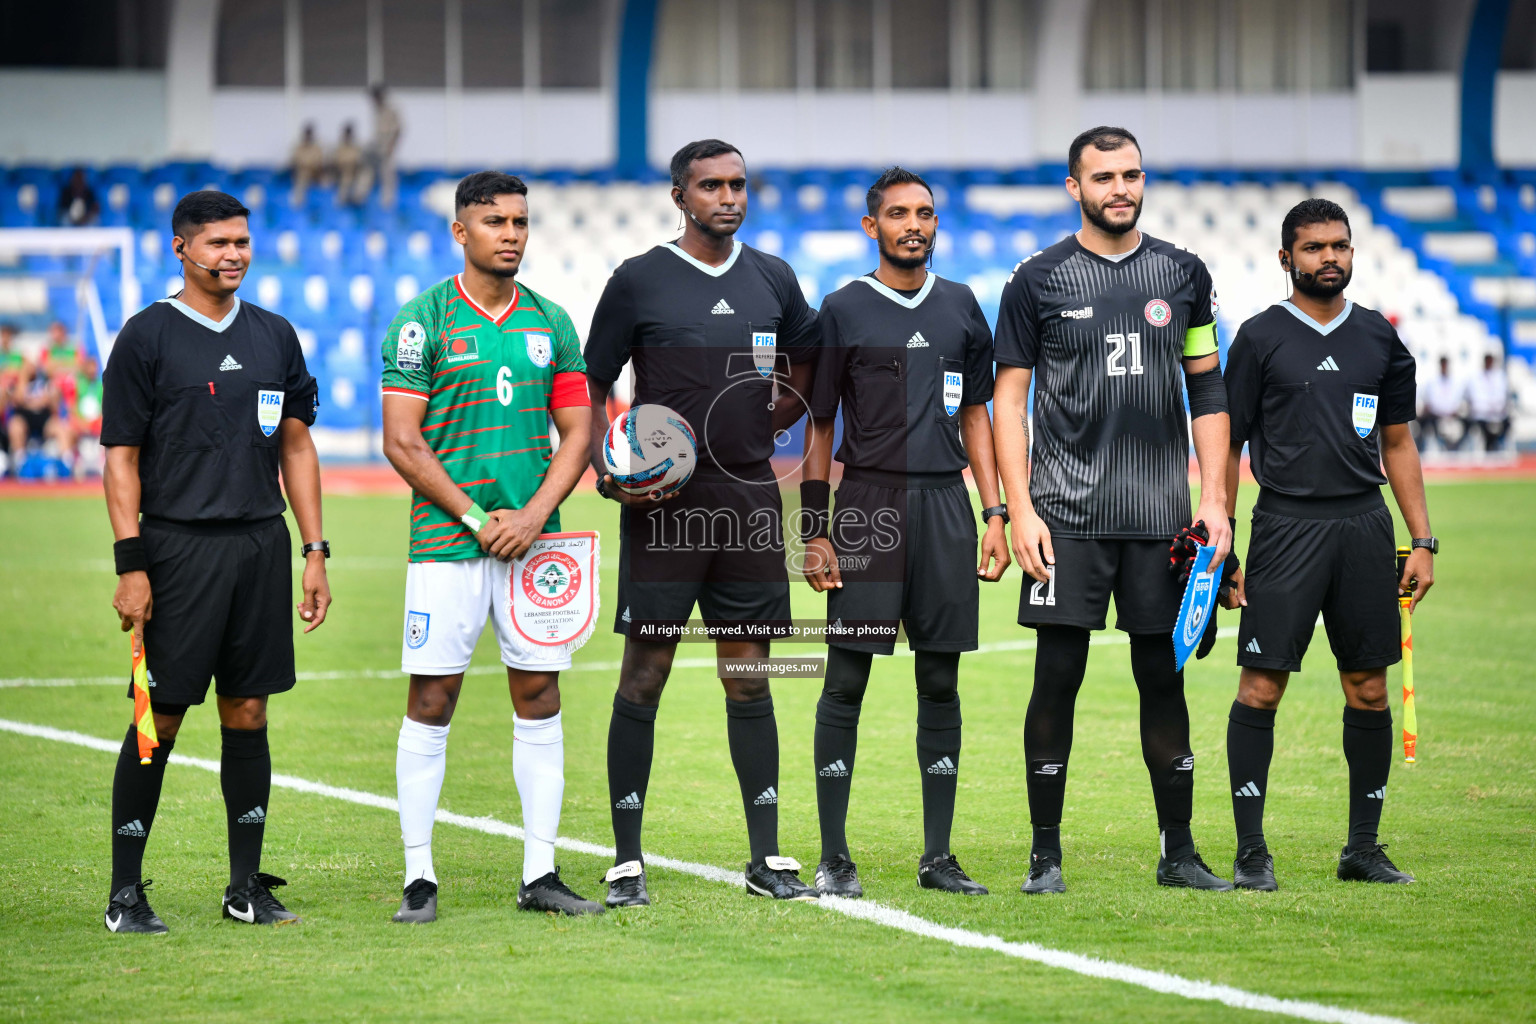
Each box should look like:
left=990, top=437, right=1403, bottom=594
left=400, top=557, right=572, bottom=675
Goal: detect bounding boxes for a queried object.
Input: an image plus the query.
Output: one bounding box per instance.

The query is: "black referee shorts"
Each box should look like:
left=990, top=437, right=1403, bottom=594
left=1016, top=536, right=1183, bottom=634
left=1237, top=492, right=1401, bottom=674
left=615, top=469, right=793, bottom=642
left=131, top=515, right=296, bottom=705
left=826, top=470, right=978, bottom=655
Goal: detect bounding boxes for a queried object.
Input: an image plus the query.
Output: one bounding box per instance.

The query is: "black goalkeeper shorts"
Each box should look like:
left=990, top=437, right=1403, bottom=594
left=129, top=515, right=296, bottom=705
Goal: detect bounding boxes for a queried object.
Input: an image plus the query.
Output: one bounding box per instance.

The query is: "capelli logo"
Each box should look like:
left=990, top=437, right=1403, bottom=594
left=1060, top=306, right=1093, bottom=320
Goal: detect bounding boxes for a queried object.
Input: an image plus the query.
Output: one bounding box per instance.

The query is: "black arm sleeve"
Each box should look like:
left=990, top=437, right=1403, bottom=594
left=281, top=322, right=319, bottom=424
left=1223, top=326, right=1262, bottom=443
left=1379, top=321, right=1418, bottom=425
left=992, top=262, right=1040, bottom=369
left=100, top=321, right=154, bottom=447
left=774, top=257, right=820, bottom=363
left=961, top=290, right=995, bottom=405
left=583, top=267, right=637, bottom=385
left=807, top=303, right=849, bottom=420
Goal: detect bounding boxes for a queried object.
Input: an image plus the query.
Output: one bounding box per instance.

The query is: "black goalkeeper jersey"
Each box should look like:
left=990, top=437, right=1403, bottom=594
left=808, top=273, right=994, bottom=476
left=584, top=240, right=819, bottom=478
left=993, top=233, right=1218, bottom=540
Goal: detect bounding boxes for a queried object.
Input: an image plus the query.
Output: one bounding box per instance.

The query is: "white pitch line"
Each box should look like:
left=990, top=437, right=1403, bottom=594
left=0, top=716, right=1410, bottom=1024
left=0, top=627, right=1244, bottom=690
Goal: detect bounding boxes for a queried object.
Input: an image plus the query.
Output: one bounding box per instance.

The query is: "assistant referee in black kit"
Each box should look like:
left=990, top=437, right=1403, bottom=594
left=101, top=190, right=331, bottom=933
left=1222, top=198, right=1435, bottom=891
left=800, top=167, right=1007, bottom=899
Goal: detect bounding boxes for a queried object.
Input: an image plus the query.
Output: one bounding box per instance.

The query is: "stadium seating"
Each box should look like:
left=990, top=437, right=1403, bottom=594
left=1, top=163, right=1530, bottom=450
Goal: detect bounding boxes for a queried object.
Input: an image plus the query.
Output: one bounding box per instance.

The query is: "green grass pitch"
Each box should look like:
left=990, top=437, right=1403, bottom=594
left=1, top=480, right=1532, bottom=1023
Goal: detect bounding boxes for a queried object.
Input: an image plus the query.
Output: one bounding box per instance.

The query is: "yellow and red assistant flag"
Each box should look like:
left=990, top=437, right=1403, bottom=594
left=130, top=635, right=159, bottom=764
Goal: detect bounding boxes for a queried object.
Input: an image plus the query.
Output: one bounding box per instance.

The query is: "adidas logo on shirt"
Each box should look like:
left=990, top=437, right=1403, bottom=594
left=711, top=299, right=734, bottom=315
left=1235, top=781, right=1263, bottom=797
left=819, top=760, right=849, bottom=778
left=237, top=805, right=266, bottom=824
left=1366, top=787, right=1387, bottom=800
left=219, top=354, right=243, bottom=371
left=621, top=607, right=632, bottom=623
left=117, top=819, right=146, bottom=837
left=1246, top=638, right=1263, bottom=655
left=614, top=791, right=643, bottom=810
left=753, top=787, right=778, bottom=806
left=926, top=756, right=957, bottom=775
left=1317, top=356, right=1340, bottom=371
left=906, top=331, right=929, bottom=348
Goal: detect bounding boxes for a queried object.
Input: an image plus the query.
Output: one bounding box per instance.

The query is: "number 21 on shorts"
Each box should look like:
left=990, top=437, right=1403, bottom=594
left=1029, top=565, right=1056, bottom=606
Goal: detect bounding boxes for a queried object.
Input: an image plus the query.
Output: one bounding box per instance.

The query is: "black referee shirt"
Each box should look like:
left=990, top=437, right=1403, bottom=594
left=808, top=273, right=994, bottom=475
left=1225, top=300, right=1416, bottom=499
left=584, top=241, right=819, bottom=478
left=994, top=233, right=1218, bottom=540
left=102, top=297, right=318, bottom=522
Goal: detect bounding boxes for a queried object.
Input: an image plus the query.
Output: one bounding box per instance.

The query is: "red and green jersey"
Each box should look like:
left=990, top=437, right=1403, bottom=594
left=382, top=275, right=588, bottom=562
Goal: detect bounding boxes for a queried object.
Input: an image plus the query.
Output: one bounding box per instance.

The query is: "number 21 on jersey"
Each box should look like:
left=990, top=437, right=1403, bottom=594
left=1106, top=332, right=1144, bottom=377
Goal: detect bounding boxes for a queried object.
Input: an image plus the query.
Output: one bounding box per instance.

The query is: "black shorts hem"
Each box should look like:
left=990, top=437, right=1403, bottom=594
left=1019, top=614, right=1106, bottom=632
left=1337, top=651, right=1402, bottom=672
left=1236, top=654, right=1301, bottom=672
left=906, top=639, right=978, bottom=652
left=127, top=676, right=296, bottom=706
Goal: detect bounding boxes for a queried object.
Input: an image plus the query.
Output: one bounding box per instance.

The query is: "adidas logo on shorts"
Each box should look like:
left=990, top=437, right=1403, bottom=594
left=712, top=299, right=734, bottom=315
left=753, top=787, right=778, bottom=806
left=117, top=819, right=146, bottom=837
left=1366, top=787, right=1387, bottom=800
left=237, top=805, right=266, bottom=824
left=614, top=791, right=643, bottom=810
left=818, top=760, right=849, bottom=778
left=926, top=756, right=957, bottom=775
left=1235, top=781, right=1262, bottom=797
left=1245, top=638, right=1263, bottom=655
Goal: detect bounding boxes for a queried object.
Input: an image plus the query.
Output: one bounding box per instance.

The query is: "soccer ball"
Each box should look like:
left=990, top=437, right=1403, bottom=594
left=602, top=404, right=698, bottom=498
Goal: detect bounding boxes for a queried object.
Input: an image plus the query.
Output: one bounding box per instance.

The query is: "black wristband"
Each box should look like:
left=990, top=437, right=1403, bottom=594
left=114, top=537, right=148, bottom=575
left=1222, top=516, right=1240, bottom=583
left=799, top=480, right=831, bottom=542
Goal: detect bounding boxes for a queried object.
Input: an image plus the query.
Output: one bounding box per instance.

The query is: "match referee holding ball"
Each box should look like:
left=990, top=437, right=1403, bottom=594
left=100, top=190, right=330, bottom=933
left=1221, top=198, right=1434, bottom=892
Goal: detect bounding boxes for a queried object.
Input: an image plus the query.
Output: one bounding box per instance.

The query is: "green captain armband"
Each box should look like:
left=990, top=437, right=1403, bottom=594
left=1183, top=321, right=1218, bottom=358
left=461, top=502, right=489, bottom=534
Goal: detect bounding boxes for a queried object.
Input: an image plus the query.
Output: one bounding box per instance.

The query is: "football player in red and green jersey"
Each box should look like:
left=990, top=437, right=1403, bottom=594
left=379, top=171, right=600, bottom=919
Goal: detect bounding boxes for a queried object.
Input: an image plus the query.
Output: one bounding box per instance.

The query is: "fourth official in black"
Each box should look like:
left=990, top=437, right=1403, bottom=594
left=1221, top=198, right=1436, bottom=891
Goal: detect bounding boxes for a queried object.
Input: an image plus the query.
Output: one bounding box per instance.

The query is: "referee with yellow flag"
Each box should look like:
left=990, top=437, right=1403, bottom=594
left=101, top=190, right=331, bottom=933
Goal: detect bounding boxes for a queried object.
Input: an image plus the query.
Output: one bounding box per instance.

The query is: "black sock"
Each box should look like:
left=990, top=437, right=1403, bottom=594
left=726, top=695, right=780, bottom=864
left=1227, top=700, right=1277, bottom=852
left=1025, top=626, right=1090, bottom=859
left=1343, top=705, right=1392, bottom=851
left=608, top=694, right=657, bottom=866
left=915, top=651, right=962, bottom=860
left=221, top=725, right=270, bottom=888
left=109, top=727, right=175, bottom=898
left=814, top=646, right=872, bottom=862
left=1129, top=633, right=1196, bottom=861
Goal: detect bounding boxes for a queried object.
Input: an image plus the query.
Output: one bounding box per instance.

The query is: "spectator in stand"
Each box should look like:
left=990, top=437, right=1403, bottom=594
left=369, top=85, right=402, bottom=209
left=57, top=168, right=100, bottom=227
left=334, top=122, right=365, bottom=206
left=0, top=322, right=21, bottom=470
left=1418, top=356, right=1466, bottom=452
left=290, top=123, right=327, bottom=207
left=7, top=338, right=75, bottom=476
left=1467, top=353, right=1510, bottom=452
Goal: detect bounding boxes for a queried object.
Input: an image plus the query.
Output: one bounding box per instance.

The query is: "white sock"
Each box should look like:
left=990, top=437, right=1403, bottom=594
left=513, top=712, right=564, bottom=885
left=397, top=716, right=450, bottom=886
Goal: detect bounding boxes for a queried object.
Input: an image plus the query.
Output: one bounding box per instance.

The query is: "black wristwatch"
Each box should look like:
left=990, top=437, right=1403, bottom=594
left=1411, top=537, right=1439, bottom=555
left=981, top=504, right=1009, bottom=525
left=596, top=476, right=614, bottom=501
left=302, top=540, right=331, bottom=558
